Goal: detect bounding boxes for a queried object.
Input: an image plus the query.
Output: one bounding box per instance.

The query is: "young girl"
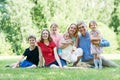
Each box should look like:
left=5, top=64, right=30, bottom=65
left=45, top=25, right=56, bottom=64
left=50, top=23, right=63, bottom=48
left=50, top=23, right=63, bottom=54
left=89, top=20, right=103, bottom=69
left=37, top=29, right=66, bottom=68
left=7, top=35, right=40, bottom=68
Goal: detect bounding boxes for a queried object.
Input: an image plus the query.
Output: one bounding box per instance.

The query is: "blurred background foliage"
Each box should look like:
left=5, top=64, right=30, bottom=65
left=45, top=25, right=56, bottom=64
left=0, top=0, right=120, bottom=55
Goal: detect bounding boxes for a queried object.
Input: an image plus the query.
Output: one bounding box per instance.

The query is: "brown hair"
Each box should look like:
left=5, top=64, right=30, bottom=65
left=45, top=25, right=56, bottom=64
left=28, top=35, right=36, bottom=41
left=89, top=20, right=97, bottom=28
left=68, top=23, right=78, bottom=38
left=40, top=29, right=53, bottom=42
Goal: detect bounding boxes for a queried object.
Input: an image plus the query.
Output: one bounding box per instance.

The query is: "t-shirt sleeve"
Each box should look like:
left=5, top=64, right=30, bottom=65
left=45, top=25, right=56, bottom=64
left=23, top=49, right=28, bottom=56
left=51, top=41, right=56, bottom=48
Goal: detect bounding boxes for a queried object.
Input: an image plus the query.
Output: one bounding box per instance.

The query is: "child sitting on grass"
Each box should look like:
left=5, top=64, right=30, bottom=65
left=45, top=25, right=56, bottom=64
left=6, top=35, right=41, bottom=68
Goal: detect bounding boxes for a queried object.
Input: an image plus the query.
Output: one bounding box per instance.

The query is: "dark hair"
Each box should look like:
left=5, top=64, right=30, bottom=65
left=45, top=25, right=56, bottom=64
left=68, top=23, right=78, bottom=38
left=28, top=35, right=36, bottom=41
left=50, top=23, right=58, bottom=28
left=40, top=29, right=53, bottom=42
left=89, top=20, right=97, bottom=28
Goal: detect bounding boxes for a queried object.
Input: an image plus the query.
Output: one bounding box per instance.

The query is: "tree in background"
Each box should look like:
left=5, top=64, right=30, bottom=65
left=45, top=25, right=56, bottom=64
left=0, top=0, right=13, bottom=55
left=0, top=0, right=120, bottom=55
left=109, top=0, right=120, bottom=50
left=0, top=0, right=37, bottom=55
left=0, top=0, right=23, bottom=55
left=109, top=0, right=120, bottom=34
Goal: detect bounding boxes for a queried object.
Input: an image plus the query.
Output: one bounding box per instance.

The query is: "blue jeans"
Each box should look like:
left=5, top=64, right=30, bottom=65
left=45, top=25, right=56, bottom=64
left=47, top=58, right=67, bottom=67
left=19, top=60, right=33, bottom=67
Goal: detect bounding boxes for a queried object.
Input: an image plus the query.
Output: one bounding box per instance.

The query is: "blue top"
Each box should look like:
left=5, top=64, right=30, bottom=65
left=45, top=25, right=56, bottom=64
left=78, top=32, right=93, bottom=62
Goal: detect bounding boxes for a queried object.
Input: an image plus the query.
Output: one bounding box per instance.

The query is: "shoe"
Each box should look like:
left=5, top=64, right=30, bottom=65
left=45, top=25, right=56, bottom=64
left=94, top=66, right=98, bottom=69
left=99, top=66, right=103, bottom=69
left=89, top=65, right=94, bottom=68
left=5, top=65, right=10, bottom=67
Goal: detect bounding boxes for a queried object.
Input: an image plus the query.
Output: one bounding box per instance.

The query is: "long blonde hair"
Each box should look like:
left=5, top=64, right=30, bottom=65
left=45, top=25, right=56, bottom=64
left=68, top=23, right=78, bottom=38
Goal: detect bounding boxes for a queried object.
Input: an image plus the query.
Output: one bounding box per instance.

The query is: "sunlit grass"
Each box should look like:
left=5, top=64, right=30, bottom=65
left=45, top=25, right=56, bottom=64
left=0, top=56, right=120, bottom=80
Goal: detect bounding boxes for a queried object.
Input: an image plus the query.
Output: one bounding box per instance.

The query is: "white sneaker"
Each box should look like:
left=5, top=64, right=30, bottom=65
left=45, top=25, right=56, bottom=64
left=99, top=66, right=103, bottom=69
left=94, top=66, right=98, bottom=69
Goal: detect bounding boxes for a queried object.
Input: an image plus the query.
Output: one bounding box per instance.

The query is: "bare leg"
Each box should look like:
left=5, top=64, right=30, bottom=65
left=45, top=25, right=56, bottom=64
left=73, top=56, right=82, bottom=67
left=9, top=63, right=19, bottom=68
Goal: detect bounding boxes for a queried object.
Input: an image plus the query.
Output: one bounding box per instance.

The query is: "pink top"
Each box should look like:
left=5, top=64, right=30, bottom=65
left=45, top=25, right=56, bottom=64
left=50, top=33, right=63, bottom=48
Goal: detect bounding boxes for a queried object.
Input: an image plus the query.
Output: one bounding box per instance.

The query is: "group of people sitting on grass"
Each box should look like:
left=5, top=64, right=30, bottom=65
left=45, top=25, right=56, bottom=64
left=6, top=20, right=119, bottom=69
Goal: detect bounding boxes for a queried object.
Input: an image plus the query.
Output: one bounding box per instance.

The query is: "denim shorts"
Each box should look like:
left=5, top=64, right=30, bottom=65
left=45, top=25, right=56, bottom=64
left=47, top=58, right=67, bottom=67
left=19, top=60, right=33, bottom=67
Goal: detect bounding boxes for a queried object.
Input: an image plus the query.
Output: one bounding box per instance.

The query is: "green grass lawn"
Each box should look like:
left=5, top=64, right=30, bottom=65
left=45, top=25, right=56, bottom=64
left=0, top=56, right=120, bottom=80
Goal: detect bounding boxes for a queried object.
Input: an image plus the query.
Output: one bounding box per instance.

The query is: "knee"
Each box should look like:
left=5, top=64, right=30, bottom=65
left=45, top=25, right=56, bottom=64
left=74, top=48, right=83, bottom=57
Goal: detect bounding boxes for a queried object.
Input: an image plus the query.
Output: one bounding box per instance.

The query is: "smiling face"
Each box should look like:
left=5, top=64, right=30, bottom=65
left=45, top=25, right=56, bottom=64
left=63, top=32, right=70, bottom=40
left=68, top=24, right=77, bottom=37
left=78, top=24, right=87, bottom=36
left=29, top=38, right=36, bottom=46
left=50, top=23, right=58, bottom=33
left=89, top=23, right=97, bottom=31
left=40, top=29, right=52, bottom=42
left=89, top=21, right=97, bottom=31
left=42, top=30, right=49, bottom=40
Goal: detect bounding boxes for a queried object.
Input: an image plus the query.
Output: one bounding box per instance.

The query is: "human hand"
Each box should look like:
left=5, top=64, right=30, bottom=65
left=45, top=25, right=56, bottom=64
left=92, top=40, right=100, bottom=45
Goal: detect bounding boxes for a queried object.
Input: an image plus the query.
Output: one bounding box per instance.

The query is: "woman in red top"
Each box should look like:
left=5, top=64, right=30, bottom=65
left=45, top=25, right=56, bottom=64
left=37, top=29, right=66, bottom=68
